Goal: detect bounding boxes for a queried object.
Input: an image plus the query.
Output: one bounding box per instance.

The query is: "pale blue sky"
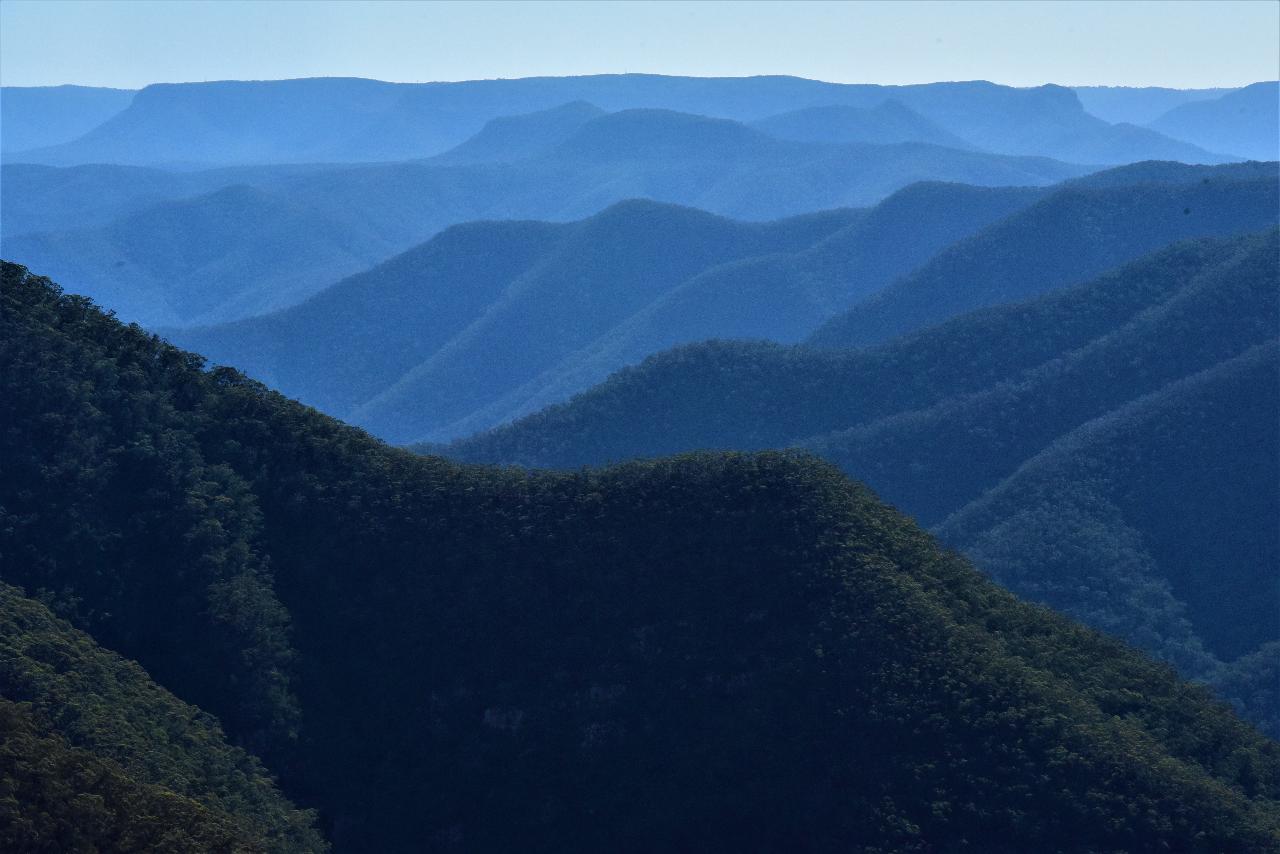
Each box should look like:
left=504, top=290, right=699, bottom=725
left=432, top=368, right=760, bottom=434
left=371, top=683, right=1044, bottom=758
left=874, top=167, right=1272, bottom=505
left=2, top=0, right=1277, bottom=90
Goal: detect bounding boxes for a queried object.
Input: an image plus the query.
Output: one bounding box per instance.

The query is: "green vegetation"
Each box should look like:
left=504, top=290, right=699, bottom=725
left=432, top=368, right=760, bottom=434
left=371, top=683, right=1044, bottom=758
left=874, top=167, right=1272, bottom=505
left=6, top=261, right=1280, bottom=850
left=0, top=584, right=324, bottom=852
left=937, top=340, right=1279, bottom=665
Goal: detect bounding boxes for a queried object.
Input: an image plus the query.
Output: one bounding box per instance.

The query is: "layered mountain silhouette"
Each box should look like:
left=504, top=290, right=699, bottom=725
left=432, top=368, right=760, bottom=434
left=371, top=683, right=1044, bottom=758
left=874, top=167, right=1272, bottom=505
left=5, top=183, right=399, bottom=327
left=169, top=182, right=1047, bottom=442
left=750, top=100, right=975, bottom=147
left=808, top=169, right=1279, bottom=349
left=0, top=84, right=135, bottom=152
left=445, top=229, right=1280, bottom=738
left=5, top=74, right=1232, bottom=167
left=429, top=100, right=607, bottom=164
left=1073, top=85, right=1235, bottom=125
left=6, top=261, right=1280, bottom=852
left=165, top=162, right=1277, bottom=444
left=5, top=108, right=1090, bottom=326
left=1147, top=81, right=1280, bottom=162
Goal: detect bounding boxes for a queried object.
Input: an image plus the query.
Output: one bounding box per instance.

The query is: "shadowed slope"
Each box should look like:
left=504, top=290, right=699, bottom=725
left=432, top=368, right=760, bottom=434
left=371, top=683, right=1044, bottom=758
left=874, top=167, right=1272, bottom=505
left=5, top=261, right=1280, bottom=851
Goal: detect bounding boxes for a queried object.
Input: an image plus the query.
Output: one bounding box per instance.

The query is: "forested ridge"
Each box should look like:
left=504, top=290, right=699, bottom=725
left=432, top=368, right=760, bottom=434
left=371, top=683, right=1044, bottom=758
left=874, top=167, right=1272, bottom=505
left=5, top=262, right=1280, bottom=851
left=808, top=173, right=1279, bottom=349
left=446, top=229, right=1280, bottom=735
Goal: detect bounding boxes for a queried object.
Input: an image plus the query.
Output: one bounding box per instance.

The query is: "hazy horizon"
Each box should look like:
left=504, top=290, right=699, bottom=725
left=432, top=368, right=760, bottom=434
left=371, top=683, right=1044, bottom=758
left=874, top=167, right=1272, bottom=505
left=2, top=0, right=1277, bottom=90
left=3, top=70, right=1274, bottom=94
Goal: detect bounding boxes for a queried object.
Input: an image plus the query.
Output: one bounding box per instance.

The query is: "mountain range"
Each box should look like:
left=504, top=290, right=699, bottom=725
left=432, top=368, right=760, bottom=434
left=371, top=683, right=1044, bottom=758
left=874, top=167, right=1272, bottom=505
left=1147, top=81, right=1280, bottom=162
left=3, top=106, right=1091, bottom=327
left=2, top=69, right=1278, bottom=852
left=2, top=75, right=1245, bottom=167
left=166, top=162, right=1278, bottom=444
left=169, top=181, right=1042, bottom=441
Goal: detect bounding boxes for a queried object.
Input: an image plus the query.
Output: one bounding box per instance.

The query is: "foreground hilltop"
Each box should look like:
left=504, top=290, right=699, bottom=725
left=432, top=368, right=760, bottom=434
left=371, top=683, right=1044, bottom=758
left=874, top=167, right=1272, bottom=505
left=4, top=261, right=1280, bottom=850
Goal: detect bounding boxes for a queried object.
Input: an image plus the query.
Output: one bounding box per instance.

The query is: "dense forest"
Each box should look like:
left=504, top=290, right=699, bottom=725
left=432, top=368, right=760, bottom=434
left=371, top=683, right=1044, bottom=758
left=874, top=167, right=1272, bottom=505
left=0, top=584, right=326, bottom=852
left=446, top=229, right=1280, bottom=736
left=6, top=263, right=1280, bottom=850
left=3, top=64, right=1278, bottom=851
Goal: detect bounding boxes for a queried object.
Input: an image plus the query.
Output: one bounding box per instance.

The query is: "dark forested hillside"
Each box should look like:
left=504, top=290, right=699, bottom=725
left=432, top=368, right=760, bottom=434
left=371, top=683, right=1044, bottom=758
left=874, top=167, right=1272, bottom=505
left=937, top=341, right=1279, bottom=665
left=808, top=171, right=1279, bottom=349
left=0, top=585, right=325, bottom=852
left=446, top=231, right=1280, bottom=734
left=6, top=262, right=1280, bottom=851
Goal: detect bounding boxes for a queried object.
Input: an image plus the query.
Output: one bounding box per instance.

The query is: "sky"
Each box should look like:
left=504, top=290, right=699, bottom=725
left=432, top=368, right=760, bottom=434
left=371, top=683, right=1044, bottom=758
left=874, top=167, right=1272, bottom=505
left=2, top=0, right=1277, bottom=90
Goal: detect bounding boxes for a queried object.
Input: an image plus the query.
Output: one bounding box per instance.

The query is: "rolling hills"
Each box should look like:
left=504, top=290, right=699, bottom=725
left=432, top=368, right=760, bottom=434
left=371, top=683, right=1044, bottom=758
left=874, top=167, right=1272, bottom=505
left=808, top=171, right=1280, bottom=349
left=5, top=259, right=1280, bottom=851
left=5, top=183, right=401, bottom=327
left=170, top=183, right=1045, bottom=442
left=166, top=162, right=1276, bottom=444
left=750, top=100, right=975, bottom=147
left=0, top=584, right=324, bottom=852
left=4, top=107, right=1090, bottom=327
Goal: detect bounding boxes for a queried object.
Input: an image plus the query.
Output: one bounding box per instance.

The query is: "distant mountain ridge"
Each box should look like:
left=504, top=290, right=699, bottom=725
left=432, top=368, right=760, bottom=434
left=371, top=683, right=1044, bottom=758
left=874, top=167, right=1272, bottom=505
left=751, top=100, right=976, bottom=148
left=5, top=107, right=1090, bottom=327
left=429, top=100, right=606, bottom=164
left=1073, top=85, right=1235, bottom=125
left=0, top=85, right=136, bottom=152
left=4, top=74, right=1233, bottom=167
left=1147, top=81, right=1280, bottom=161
